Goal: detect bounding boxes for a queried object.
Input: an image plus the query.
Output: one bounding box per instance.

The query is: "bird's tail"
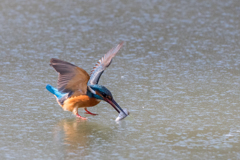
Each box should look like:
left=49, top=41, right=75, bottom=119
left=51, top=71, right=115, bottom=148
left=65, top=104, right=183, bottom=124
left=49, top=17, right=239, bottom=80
left=46, top=84, right=66, bottom=99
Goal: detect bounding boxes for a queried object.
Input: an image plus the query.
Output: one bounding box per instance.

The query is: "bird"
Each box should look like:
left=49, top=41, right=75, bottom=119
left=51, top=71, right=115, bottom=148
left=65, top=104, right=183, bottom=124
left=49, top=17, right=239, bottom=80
left=46, top=42, right=128, bottom=120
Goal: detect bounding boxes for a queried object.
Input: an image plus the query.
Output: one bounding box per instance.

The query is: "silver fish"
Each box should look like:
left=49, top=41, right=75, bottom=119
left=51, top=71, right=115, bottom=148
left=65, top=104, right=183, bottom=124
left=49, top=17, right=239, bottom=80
left=115, top=108, right=129, bottom=121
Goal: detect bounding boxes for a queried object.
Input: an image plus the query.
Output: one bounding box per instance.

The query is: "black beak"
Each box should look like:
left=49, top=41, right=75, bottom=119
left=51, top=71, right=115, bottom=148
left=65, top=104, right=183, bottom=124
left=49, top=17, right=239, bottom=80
left=105, top=98, right=128, bottom=116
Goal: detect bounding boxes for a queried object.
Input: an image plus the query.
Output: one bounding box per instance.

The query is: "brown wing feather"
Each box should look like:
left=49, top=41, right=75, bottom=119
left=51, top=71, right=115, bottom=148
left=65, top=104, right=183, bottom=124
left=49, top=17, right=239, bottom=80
left=50, top=58, right=90, bottom=94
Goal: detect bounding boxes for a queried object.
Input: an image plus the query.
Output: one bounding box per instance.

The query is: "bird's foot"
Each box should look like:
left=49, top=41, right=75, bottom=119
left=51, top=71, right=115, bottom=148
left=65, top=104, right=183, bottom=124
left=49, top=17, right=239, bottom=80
left=84, top=108, right=98, bottom=115
left=76, top=113, right=87, bottom=120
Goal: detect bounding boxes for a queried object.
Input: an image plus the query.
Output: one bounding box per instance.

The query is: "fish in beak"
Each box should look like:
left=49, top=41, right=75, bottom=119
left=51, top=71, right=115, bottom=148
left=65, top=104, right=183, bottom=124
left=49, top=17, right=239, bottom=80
left=104, top=98, right=129, bottom=121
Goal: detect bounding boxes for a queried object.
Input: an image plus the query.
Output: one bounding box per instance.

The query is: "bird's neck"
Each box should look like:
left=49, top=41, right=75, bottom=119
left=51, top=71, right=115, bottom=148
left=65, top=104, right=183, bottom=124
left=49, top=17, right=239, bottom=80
left=87, top=89, right=103, bottom=100
left=87, top=90, right=94, bottom=98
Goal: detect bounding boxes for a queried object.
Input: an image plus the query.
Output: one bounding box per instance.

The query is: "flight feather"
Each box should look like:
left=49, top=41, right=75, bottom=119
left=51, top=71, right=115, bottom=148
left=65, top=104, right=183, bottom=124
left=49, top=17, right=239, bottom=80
left=50, top=58, right=90, bottom=94
left=88, top=42, right=124, bottom=85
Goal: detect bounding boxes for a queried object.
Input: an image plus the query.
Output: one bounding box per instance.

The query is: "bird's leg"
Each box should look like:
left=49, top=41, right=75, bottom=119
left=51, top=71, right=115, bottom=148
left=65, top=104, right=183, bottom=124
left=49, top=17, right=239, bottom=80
left=84, top=108, right=98, bottom=115
left=73, top=107, right=87, bottom=120
left=76, top=113, right=88, bottom=120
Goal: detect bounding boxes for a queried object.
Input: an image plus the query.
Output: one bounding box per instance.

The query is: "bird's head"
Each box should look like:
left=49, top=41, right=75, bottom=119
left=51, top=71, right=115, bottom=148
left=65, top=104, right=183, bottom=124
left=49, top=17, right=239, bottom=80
left=88, top=85, right=128, bottom=116
left=89, top=85, right=112, bottom=101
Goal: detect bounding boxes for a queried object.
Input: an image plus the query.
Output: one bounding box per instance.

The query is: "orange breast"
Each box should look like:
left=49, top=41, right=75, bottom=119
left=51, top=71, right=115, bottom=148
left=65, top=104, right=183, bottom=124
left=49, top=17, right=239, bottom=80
left=61, top=95, right=100, bottom=112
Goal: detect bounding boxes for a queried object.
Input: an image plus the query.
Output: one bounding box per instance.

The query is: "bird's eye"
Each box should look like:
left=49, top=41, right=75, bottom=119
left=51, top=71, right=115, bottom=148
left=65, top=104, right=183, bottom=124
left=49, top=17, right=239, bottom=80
left=107, top=95, right=112, bottom=100
left=102, top=93, right=106, bottom=97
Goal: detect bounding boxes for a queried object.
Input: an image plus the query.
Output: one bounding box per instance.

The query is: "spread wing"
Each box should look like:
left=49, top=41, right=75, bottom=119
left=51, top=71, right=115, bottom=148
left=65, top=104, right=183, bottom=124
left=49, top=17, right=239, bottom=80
left=50, top=58, right=90, bottom=94
left=88, top=42, right=124, bottom=85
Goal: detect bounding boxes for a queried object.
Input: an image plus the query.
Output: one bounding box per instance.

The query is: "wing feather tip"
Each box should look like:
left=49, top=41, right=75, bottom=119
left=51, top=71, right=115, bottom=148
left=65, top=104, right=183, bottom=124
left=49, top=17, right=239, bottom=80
left=50, top=58, right=60, bottom=66
left=50, top=58, right=56, bottom=63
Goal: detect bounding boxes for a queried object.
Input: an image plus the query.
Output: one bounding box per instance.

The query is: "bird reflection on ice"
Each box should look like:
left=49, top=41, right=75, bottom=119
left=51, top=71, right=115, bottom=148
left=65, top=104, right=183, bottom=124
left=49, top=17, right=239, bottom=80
left=52, top=118, right=114, bottom=156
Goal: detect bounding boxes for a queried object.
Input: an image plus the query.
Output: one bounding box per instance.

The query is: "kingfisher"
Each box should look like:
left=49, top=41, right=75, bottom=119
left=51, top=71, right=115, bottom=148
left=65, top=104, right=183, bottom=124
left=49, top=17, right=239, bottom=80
left=46, top=42, right=128, bottom=120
